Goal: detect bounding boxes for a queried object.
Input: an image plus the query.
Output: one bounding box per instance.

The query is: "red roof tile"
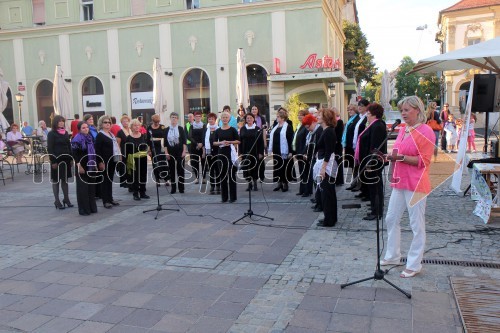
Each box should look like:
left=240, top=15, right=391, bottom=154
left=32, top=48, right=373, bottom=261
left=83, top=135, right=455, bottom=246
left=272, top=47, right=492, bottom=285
left=441, top=0, right=500, bottom=13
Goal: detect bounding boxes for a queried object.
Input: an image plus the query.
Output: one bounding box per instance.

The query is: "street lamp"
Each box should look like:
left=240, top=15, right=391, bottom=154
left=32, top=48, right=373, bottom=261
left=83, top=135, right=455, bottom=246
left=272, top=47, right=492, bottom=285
left=327, top=82, right=336, bottom=98
left=425, top=93, right=430, bottom=106
left=15, top=92, right=24, bottom=125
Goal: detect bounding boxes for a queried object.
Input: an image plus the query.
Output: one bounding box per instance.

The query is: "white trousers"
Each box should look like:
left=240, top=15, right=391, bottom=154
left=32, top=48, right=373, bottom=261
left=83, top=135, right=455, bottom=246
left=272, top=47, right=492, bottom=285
left=383, top=188, right=427, bottom=272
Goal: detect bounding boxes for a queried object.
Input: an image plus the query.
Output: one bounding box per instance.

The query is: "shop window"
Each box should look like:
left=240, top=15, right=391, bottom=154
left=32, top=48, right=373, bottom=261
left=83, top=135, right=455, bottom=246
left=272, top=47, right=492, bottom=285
left=130, top=72, right=155, bottom=124
left=186, top=0, right=199, bottom=9
left=81, top=0, right=94, bottom=21
left=36, top=80, right=54, bottom=126
left=467, top=38, right=481, bottom=46
left=247, top=64, right=269, bottom=120
left=32, top=0, right=45, bottom=25
left=82, top=76, right=104, bottom=118
left=183, top=68, right=210, bottom=120
left=82, top=76, right=103, bottom=95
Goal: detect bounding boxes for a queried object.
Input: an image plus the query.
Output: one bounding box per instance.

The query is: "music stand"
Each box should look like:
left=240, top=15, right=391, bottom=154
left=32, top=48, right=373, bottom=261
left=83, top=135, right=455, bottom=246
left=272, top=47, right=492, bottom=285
left=143, top=132, right=179, bottom=219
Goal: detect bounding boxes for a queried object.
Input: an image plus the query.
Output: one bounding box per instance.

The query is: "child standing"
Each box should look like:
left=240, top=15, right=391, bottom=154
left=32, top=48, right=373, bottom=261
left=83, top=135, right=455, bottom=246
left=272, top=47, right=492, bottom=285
left=444, top=114, right=458, bottom=153
left=468, top=113, right=477, bottom=153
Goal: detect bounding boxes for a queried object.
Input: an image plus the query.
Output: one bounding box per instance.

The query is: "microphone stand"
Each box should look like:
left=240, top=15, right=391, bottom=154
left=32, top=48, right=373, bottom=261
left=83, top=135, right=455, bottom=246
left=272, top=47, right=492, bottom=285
left=232, top=126, right=274, bottom=225
left=341, top=122, right=411, bottom=299
left=143, top=130, right=179, bottom=219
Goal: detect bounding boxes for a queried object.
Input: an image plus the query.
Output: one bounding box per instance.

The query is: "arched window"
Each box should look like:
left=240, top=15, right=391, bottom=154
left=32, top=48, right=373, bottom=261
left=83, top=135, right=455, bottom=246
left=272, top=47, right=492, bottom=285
left=130, top=72, right=154, bottom=124
left=82, top=76, right=105, bottom=118
left=183, top=68, right=210, bottom=120
left=459, top=81, right=471, bottom=114
left=247, top=65, right=269, bottom=120
left=36, top=80, right=54, bottom=126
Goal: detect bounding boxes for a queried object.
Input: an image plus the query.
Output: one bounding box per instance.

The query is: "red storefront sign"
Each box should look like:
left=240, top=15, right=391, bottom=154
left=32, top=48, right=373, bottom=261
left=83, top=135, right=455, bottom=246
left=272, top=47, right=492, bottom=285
left=300, top=54, right=341, bottom=70
left=274, top=58, right=281, bottom=74
left=18, top=85, right=26, bottom=91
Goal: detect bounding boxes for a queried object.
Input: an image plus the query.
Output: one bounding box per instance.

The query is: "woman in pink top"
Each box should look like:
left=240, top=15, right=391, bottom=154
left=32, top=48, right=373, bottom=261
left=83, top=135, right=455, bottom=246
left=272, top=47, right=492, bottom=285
left=382, top=96, right=435, bottom=278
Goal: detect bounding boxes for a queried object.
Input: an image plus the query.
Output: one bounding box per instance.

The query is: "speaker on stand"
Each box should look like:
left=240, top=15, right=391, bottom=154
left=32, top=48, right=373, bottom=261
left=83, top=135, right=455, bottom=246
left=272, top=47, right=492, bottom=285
left=472, top=74, right=497, bottom=153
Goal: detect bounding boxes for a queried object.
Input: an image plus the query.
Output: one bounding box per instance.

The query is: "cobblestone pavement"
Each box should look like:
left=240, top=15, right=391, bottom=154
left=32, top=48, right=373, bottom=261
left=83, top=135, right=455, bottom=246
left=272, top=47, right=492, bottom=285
left=0, top=159, right=498, bottom=332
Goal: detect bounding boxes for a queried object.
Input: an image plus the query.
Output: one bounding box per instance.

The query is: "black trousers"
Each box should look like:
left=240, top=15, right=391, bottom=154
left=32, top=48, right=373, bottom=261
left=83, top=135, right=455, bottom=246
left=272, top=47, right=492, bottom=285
left=367, top=169, right=384, bottom=217
left=358, top=161, right=370, bottom=198
left=205, top=155, right=220, bottom=188
left=101, top=161, right=116, bottom=204
left=189, top=148, right=205, bottom=179
left=335, top=153, right=344, bottom=185
left=168, top=155, right=185, bottom=192
left=242, top=153, right=260, bottom=182
left=306, top=157, right=315, bottom=195
left=273, top=155, right=292, bottom=184
left=131, top=157, right=147, bottom=195
left=219, top=154, right=236, bottom=201
left=320, top=175, right=337, bottom=226
left=441, top=131, right=447, bottom=151
left=116, top=157, right=130, bottom=186
left=152, top=152, right=169, bottom=182
left=75, top=170, right=97, bottom=215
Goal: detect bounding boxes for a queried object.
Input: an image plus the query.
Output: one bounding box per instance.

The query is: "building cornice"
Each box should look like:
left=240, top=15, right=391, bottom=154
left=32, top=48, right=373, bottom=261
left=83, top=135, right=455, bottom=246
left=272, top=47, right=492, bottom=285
left=0, top=0, right=327, bottom=40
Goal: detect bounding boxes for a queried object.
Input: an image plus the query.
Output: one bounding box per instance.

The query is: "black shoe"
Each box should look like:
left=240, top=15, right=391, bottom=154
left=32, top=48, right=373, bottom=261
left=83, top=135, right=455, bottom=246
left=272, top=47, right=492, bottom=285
left=301, top=193, right=311, bottom=197
left=79, top=211, right=90, bottom=216
left=273, top=184, right=282, bottom=191
left=253, top=181, right=258, bottom=191
left=354, top=193, right=365, bottom=198
left=296, top=192, right=304, bottom=196
left=110, top=200, right=120, bottom=206
left=140, top=193, right=150, bottom=199
left=310, top=198, right=316, bottom=204
left=313, top=207, right=323, bottom=212
left=361, top=197, right=370, bottom=202
left=54, top=201, right=64, bottom=210
left=316, top=222, right=334, bottom=228
left=103, top=203, right=113, bottom=209
left=228, top=199, right=236, bottom=203
left=281, top=183, right=288, bottom=192
left=179, top=190, right=184, bottom=194
left=62, top=199, right=74, bottom=208
left=346, top=185, right=356, bottom=191
left=221, top=199, right=228, bottom=203
left=210, top=188, right=215, bottom=195
left=170, top=189, right=176, bottom=194
left=363, top=214, right=381, bottom=221
left=133, top=194, right=141, bottom=201
left=128, top=188, right=134, bottom=193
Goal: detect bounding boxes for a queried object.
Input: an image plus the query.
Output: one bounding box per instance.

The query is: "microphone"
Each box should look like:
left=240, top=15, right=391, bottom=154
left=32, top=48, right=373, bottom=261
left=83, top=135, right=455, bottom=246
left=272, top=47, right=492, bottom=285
left=390, top=119, right=401, bottom=132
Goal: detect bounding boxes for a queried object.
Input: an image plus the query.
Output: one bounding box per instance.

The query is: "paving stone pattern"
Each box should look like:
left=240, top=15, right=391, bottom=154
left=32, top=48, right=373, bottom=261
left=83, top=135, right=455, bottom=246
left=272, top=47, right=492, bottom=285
left=0, top=163, right=498, bottom=332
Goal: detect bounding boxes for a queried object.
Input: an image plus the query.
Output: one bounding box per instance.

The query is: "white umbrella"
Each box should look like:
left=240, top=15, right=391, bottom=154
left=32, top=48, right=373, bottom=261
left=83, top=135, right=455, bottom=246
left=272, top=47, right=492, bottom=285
left=52, top=65, right=72, bottom=121
left=153, top=58, right=167, bottom=125
left=380, top=70, right=392, bottom=111
left=236, top=48, right=250, bottom=110
left=0, top=68, right=11, bottom=133
left=408, top=37, right=500, bottom=74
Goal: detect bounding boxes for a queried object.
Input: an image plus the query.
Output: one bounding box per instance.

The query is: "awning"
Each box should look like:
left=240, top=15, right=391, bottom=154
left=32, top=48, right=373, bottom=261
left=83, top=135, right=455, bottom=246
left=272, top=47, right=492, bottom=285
left=268, top=71, right=347, bottom=82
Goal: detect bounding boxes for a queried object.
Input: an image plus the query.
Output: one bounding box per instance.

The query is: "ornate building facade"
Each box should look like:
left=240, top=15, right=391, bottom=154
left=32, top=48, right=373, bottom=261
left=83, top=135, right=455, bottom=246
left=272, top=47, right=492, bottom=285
left=436, top=0, right=500, bottom=119
left=0, top=0, right=348, bottom=127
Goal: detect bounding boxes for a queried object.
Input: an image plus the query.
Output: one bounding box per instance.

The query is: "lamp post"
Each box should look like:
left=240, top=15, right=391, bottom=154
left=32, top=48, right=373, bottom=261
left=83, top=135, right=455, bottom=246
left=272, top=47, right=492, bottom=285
left=327, top=82, right=336, bottom=107
left=15, top=92, right=24, bottom=125
left=425, top=93, right=430, bottom=106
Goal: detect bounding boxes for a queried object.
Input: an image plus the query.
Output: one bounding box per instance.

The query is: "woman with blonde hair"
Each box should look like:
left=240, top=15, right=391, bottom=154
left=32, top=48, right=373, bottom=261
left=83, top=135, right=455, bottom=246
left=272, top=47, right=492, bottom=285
left=164, top=112, right=187, bottom=194
left=95, top=115, right=121, bottom=208
left=382, top=96, right=434, bottom=278
left=125, top=118, right=150, bottom=200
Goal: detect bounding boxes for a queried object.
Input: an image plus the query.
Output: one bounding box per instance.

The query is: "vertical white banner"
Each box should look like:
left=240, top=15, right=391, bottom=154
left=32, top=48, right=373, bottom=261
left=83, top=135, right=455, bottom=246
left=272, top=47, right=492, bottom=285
left=450, top=79, right=474, bottom=193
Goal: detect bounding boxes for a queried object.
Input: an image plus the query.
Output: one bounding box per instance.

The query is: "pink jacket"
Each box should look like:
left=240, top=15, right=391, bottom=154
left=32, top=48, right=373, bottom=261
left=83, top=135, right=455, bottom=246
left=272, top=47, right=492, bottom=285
left=391, top=124, right=435, bottom=194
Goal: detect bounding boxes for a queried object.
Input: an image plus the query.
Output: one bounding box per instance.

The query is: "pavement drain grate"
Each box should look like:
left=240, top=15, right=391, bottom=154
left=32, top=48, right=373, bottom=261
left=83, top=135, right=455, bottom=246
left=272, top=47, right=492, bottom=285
left=400, top=257, right=500, bottom=269
left=450, top=277, right=500, bottom=333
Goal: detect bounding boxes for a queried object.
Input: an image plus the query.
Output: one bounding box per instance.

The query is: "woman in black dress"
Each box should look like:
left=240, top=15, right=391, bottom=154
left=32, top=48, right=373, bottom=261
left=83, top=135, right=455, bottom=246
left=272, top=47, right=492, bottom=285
left=164, top=112, right=187, bottom=194
left=251, top=105, right=268, bottom=181
left=125, top=119, right=150, bottom=201
left=147, top=114, right=168, bottom=185
left=95, top=115, right=120, bottom=209
left=268, top=109, right=294, bottom=192
left=116, top=115, right=131, bottom=189
left=71, top=121, right=97, bottom=216
left=188, top=111, right=206, bottom=184
left=203, top=112, right=220, bottom=194
left=239, top=113, right=264, bottom=191
left=315, top=108, right=338, bottom=227
left=334, top=108, right=344, bottom=186
left=357, top=103, right=387, bottom=221
left=47, top=115, right=73, bottom=209
left=213, top=111, right=240, bottom=203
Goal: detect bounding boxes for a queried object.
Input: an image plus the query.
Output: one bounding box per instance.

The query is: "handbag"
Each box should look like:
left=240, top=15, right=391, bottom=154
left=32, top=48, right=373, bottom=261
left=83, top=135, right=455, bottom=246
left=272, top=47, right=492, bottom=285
left=427, top=112, right=443, bottom=131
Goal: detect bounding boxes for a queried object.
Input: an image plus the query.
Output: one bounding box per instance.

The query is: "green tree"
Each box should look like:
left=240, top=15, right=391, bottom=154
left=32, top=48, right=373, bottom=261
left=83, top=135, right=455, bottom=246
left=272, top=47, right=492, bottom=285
left=362, top=72, right=382, bottom=102
left=416, top=73, right=441, bottom=105
left=395, top=56, right=419, bottom=100
left=284, top=94, right=308, bottom=130
left=343, top=21, right=378, bottom=84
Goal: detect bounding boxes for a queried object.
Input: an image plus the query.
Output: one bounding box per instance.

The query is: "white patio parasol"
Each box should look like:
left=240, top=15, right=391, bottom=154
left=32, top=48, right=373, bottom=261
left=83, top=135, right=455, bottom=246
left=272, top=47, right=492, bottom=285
left=0, top=68, right=11, bottom=133
left=52, top=65, right=72, bottom=121
left=153, top=58, right=168, bottom=125
left=236, top=48, right=250, bottom=110
left=408, top=37, right=500, bottom=74
left=380, top=70, right=392, bottom=111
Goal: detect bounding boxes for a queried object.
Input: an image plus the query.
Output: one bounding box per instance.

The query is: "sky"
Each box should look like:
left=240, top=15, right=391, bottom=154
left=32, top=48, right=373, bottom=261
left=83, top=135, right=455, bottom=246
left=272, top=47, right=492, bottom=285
left=356, top=0, right=459, bottom=73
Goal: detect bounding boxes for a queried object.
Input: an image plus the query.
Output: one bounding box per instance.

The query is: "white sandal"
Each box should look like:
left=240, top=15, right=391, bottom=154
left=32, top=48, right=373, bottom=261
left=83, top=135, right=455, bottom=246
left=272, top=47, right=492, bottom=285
left=400, top=269, right=419, bottom=278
